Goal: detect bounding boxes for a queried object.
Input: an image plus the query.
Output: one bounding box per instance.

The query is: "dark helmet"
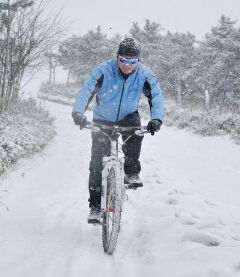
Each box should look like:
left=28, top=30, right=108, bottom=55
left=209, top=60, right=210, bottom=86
left=117, top=37, right=141, bottom=58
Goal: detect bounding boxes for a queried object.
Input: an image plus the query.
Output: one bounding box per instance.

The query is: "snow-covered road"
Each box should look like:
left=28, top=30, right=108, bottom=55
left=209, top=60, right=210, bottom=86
left=1, top=102, right=240, bottom=277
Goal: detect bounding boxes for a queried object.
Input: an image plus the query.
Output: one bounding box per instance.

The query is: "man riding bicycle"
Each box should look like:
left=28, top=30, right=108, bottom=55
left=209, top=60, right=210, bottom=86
left=72, top=37, right=164, bottom=222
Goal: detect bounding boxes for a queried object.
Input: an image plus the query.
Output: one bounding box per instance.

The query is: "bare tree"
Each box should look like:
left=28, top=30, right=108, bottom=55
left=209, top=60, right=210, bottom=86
left=0, top=0, right=64, bottom=113
left=45, top=51, right=59, bottom=84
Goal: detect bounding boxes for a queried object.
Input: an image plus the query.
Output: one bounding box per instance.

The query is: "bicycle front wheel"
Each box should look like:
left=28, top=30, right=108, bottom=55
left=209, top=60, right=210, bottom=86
left=102, top=166, right=122, bottom=254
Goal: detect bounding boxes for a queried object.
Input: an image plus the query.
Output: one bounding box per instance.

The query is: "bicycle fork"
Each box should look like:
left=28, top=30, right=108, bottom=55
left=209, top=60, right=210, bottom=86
left=101, top=156, right=125, bottom=215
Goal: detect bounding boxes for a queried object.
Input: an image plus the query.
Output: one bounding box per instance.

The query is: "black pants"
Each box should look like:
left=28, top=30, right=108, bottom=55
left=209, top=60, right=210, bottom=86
left=88, top=111, right=143, bottom=208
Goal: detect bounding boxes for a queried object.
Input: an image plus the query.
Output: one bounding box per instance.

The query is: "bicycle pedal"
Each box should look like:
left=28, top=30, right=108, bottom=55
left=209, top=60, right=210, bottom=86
left=125, top=184, right=142, bottom=190
left=88, top=218, right=100, bottom=224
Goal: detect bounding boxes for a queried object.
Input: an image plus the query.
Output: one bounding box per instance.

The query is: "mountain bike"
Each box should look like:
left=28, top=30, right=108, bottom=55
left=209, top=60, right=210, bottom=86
left=84, top=121, right=148, bottom=254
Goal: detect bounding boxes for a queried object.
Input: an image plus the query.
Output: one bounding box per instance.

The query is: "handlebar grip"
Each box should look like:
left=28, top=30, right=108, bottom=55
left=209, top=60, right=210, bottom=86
left=83, top=121, right=92, bottom=129
left=85, top=121, right=92, bottom=126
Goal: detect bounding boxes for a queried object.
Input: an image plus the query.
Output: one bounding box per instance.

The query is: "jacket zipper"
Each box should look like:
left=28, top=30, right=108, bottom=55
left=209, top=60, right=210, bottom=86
left=116, top=79, right=126, bottom=121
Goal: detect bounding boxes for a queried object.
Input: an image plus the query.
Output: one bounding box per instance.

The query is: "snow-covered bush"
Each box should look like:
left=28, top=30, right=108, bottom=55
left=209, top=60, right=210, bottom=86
left=38, top=82, right=95, bottom=110
left=164, top=99, right=240, bottom=144
left=38, top=82, right=77, bottom=106
left=0, top=98, right=56, bottom=175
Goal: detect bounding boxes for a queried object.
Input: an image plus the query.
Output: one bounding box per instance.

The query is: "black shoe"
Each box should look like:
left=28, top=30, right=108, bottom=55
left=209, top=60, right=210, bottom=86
left=124, top=174, right=143, bottom=189
left=88, top=207, right=101, bottom=224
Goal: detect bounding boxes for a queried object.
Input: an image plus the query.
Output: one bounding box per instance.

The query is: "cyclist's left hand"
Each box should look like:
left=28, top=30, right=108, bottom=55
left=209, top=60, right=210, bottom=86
left=147, top=119, right=162, bottom=136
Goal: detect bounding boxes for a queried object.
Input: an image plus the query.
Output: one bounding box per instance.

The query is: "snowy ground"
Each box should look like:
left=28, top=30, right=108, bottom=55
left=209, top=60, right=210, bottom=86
left=0, top=101, right=240, bottom=277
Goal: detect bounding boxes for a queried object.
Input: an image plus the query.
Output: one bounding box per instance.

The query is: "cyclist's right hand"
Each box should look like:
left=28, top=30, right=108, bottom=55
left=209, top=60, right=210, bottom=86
left=72, top=112, right=87, bottom=129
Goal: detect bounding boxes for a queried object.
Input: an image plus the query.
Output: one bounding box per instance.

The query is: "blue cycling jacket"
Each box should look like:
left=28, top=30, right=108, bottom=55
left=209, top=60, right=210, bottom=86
left=73, top=59, right=164, bottom=122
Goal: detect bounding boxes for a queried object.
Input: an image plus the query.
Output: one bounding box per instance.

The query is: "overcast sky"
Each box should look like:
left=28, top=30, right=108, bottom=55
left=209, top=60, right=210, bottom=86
left=47, top=0, right=240, bottom=40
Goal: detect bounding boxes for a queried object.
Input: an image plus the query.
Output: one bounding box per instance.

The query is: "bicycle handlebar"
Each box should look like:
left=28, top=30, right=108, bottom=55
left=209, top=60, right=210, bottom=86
left=83, top=121, right=149, bottom=135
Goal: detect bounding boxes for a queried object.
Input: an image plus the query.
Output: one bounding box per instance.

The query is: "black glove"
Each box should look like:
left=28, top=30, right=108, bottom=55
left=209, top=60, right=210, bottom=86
left=72, top=112, right=87, bottom=129
left=147, top=119, right=162, bottom=136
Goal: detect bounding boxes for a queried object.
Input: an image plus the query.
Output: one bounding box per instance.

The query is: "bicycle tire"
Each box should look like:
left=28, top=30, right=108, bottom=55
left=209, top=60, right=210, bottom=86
left=102, top=166, right=122, bottom=254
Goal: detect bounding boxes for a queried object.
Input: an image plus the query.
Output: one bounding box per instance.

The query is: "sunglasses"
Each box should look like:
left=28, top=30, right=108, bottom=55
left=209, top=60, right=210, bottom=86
left=118, top=56, right=138, bottom=65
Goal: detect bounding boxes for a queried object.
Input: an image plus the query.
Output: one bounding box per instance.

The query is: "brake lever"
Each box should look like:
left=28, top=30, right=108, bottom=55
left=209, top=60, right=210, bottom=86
left=135, top=126, right=149, bottom=136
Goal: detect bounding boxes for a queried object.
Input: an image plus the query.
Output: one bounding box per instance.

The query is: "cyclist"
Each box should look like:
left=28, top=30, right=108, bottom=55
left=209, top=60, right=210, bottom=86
left=72, top=37, right=164, bottom=222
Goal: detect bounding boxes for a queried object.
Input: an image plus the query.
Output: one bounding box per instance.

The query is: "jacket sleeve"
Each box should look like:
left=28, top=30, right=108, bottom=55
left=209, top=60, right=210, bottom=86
left=143, top=73, right=164, bottom=121
left=72, top=66, right=103, bottom=114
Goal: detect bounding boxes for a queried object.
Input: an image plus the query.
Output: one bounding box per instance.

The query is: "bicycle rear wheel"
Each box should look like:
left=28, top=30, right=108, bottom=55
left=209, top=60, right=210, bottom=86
left=102, top=166, right=122, bottom=254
